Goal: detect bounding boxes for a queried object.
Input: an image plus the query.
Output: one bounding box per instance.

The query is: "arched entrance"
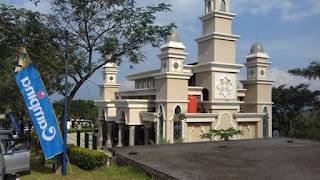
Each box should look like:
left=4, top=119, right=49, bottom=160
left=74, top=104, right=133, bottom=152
left=159, top=105, right=164, bottom=138
left=220, top=0, right=226, bottom=11
left=202, top=88, right=209, bottom=101
left=173, top=106, right=183, bottom=143
left=263, top=107, right=269, bottom=138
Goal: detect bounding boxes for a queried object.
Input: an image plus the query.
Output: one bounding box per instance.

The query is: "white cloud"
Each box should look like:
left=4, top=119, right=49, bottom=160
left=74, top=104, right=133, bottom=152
left=231, top=0, right=320, bottom=22
left=268, top=68, right=320, bottom=91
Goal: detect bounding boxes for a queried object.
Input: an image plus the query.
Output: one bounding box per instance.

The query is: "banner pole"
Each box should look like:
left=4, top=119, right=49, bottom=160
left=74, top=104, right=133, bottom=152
left=62, top=29, right=69, bottom=176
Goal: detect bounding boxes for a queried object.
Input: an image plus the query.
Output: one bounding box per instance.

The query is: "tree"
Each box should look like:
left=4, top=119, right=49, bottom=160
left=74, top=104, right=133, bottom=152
left=272, top=84, right=320, bottom=137
left=1, top=0, right=174, bottom=124
left=289, top=61, right=320, bottom=80
left=289, top=110, right=320, bottom=140
left=37, top=0, right=175, bottom=106
left=201, top=127, right=243, bottom=141
left=0, top=4, right=62, bottom=126
left=53, top=100, right=98, bottom=121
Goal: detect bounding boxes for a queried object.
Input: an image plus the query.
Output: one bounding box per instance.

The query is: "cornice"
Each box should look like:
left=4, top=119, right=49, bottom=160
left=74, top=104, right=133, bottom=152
left=157, top=51, right=188, bottom=59
left=98, top=83, right=122, bottom=88
left=116, top=88, right=156, bottom=97
left=246, top=52, right=270, bottom=59
left=241, top=79, right=274, bottom=85
left=193, top=62, right=243, bottom=73
left=153, top=72, right=193, bottom=80
left=195, top=32, right=240, bottom=43
left=244, top=61, right=271, bottom=67
left=199, top=10, right=236, bottom=21
left=160, top=42, right=185, bottom=49
left=126, top=68, right=160, bottom=81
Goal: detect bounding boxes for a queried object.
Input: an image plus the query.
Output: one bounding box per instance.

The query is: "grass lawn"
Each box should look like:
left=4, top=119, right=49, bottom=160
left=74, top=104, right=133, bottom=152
left=20, top=151, right=151, bottom=180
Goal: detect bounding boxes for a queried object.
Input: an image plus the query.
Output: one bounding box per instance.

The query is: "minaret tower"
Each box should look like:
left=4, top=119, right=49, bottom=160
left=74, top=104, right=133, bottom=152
left=99, top=63, right=121, bottom=100
left=241, top=42, right=274, bottom=138
left=96, top=63, right=121, bottom=148
left=194, top=0, right=243, bottom=110
left=154, top=31, right=192, bottom=143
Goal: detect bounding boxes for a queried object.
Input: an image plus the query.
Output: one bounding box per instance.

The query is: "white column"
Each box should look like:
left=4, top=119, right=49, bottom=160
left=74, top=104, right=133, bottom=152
left=117, top=123, right=123, bottom=147
left=98, top=120, right=104, bottom=149
left=106, top=122, right=113, bottom=148
left=129, top=126, right=136, bottom=146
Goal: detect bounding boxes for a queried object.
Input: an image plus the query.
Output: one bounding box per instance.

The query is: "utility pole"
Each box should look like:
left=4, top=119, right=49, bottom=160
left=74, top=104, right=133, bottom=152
left=62, top=29, right=69, bottom=176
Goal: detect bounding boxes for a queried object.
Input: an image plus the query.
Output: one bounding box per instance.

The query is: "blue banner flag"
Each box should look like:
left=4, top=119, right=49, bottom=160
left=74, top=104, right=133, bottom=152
left=7, top=112, right=22, bottom=136
left=14, top=47, right=63, bottom=159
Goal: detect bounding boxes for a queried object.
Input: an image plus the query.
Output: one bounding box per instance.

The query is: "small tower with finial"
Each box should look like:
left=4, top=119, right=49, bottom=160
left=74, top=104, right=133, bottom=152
left=241, top=42, right=274, bottom=138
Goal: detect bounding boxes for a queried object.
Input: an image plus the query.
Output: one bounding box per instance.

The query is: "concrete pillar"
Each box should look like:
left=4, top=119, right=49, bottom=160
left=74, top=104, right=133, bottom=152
left=144, top=124, right=151, bottom=145
left=129, top=126, right=135, bottom=146
left=256, top=120, right=263, bottom=138
left=98, top=120, right=104, bottom=149
left=117, top=123, right=123, bottom=147
left=154, top=122, right=158, bottom=144
left=106, top=122, right=113, bottom=148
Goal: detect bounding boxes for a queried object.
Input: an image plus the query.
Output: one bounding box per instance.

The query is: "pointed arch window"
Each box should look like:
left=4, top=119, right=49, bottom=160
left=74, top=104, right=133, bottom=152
left=207, top=1, right=213, bottom=13
left=220, top=0, right=226, bottom=12
left=159, top=105, right=164, bottom=138
left=263, top=107, right=269, bottom=138
left=173, top=106, right=182, bottom=142
left=202, top=88, right=209, bottom=101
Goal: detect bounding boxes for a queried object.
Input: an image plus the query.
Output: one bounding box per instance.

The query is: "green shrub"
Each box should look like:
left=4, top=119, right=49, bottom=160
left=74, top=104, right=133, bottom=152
left=67, top=145, right=108, bottom=170
left=67, top=128, right=98, bottom=133
left=201, top=127, right=244, bottom=141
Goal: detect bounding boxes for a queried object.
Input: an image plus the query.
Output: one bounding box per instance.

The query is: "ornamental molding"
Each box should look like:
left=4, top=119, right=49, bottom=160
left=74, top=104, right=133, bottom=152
left=216, top=75, right=234, bottom=98
left=199, top=10, right=236, bottom=21
left=153, top=72, right=192, bottom=80
left=195, top=32, right=240, bottom=43
left=157, top=51, right=188, bottom=59
left=193, top=62, right=243, bottom=73
left=160, top=42, right=185, bottom=49
left=246, top=52, right=270, bottom=59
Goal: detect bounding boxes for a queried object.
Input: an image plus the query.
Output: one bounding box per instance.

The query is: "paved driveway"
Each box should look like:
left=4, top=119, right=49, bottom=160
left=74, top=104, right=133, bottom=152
left=110, top=138, right=320, bottom=180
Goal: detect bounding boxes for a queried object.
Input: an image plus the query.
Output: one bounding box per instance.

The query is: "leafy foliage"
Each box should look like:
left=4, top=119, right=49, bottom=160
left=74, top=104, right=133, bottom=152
left=272, top=84, right=320, bottom=137
left=274, top=61, right=320, bottom=140
left=0, top=4, right=62, bottom=123
left=53, top=100, right=98, bottom=121
left=288, top=61, right=320, bottom=80
left=1, top=1, right=175, bottom=122
left=67, top=144, right=109, bottom=170
left=288, top=110, right=320, bottom=140
left=43, top=0, right=175, bottom=104
left=201, top=127, right=243, bottom=141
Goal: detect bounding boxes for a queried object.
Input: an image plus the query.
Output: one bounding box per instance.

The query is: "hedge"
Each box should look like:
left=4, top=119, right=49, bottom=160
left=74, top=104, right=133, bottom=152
left=67, top=145, right=108, bottom=170
left=67, top=128, right=98, bottom=133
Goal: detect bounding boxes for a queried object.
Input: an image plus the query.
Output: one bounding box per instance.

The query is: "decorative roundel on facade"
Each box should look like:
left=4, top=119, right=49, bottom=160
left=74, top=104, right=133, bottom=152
left=250, top=69, right=255, bottom=76
left=109, top=76, right=113, bottom=81
left=173, top=62, right=179, bottom=69
left=162, top=62, right=167, bottom=69
left=260, top=70, right=265, bottom=76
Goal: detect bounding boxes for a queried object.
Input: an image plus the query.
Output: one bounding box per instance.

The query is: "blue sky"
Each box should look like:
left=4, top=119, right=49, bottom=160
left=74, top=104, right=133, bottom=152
left=2, top=0, right=320, bottom=100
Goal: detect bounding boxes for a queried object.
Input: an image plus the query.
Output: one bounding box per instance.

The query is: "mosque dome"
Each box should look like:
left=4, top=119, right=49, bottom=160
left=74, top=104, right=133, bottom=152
left=165, top=30, right=180, bottom=43
left=250, top=42, right=264, bottom=54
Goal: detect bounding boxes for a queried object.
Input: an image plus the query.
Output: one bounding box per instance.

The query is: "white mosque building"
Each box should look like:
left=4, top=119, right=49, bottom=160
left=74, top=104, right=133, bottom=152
left=95, top=0, right=274, bottom=148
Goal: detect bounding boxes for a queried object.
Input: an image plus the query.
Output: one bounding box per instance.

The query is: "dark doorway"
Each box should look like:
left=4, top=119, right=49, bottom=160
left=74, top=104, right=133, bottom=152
left=202, top=88, right=209, bottom=101
left=263, top=107, right=269, bottom=138
left=173, top=106, right=182, bottom=143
